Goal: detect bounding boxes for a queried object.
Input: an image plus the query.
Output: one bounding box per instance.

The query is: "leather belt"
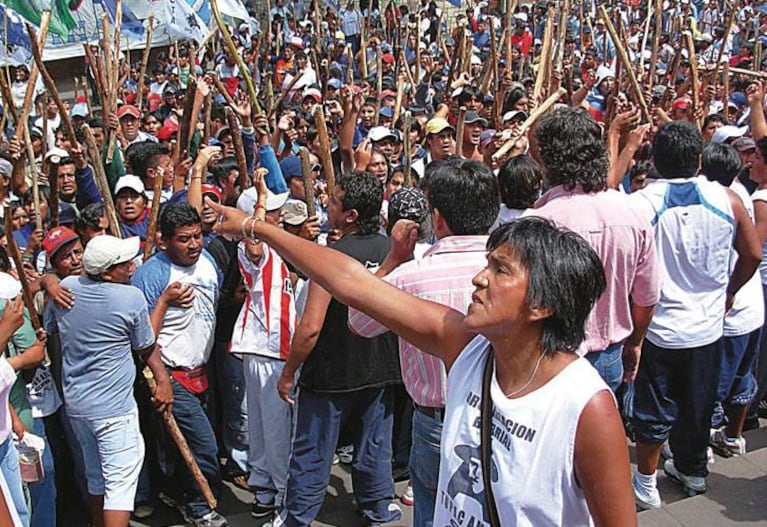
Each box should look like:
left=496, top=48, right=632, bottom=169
left=414, top=403, right=445, bottom=423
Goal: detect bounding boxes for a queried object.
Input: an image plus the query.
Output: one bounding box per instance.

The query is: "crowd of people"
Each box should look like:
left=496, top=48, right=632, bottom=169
left=0, top=0, right=766, bottom=525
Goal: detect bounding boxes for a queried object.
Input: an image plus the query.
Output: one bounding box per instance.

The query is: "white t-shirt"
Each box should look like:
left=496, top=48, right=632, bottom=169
left=435, top=335, right=609, bottom=527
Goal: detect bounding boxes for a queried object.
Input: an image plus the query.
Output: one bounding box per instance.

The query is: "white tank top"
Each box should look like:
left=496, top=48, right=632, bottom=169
left=434, top=336, right=610, bottom=527
left=750, top=188, right=767, bottom=285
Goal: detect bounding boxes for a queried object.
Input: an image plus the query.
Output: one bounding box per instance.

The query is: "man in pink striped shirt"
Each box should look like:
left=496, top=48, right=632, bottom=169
left=349, top=158, right=500, bottom=527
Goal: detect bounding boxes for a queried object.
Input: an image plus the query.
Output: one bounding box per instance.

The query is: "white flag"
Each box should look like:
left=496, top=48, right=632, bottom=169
left=217, top=0, right=250, bottom=21
left=163, top=0, right=207, bottom=43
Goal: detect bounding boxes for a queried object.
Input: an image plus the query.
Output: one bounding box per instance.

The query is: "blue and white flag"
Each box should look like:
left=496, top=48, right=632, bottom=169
left=0, top=3, right=32, bottom=50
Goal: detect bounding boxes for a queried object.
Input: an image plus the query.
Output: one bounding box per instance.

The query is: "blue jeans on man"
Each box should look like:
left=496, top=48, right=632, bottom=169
left=0, top=434, right=28, bottom=526
left=28, top=417, right=55, bottom=527
left=585, top=342, right=623, bottom=393
left=410, top=408, right=443, bottom=527
left=281, top=386, right=400, bottom=527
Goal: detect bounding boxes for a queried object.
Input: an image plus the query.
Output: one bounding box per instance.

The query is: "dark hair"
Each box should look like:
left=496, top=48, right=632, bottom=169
left=502, top=86, right=527, bottom=113
left=535, top=107, right=608, bottom=192
left=652, top=120, right=703, bottom=179
left=159, top=202, right=201, bottom=239
left=88, top=118, right=105, bottom=129
left=0, top=245, right=10, bottom=273
left=703, top=113, right=728, bottom=130
left=630, top=160, right=653, bottom=181
left=702, top=143, right=742, bottom=187
left=77, top=202, right=105, bottom=233
left=423, top=158, right=499, bottom=235
left=487, top=217, right=606, bottom=355
left=211, top=105, right=227, bottom=123
left=128, top=142, right=170, bottom=179
left=336, top=172, right=384, bottom=236
left=211, top=157, right=240, bottom=185
left=457, top=85, right=482, bottom=106
left=757, top=137, right=767, bottom=161
left=498, top=155, right=544, bottom=210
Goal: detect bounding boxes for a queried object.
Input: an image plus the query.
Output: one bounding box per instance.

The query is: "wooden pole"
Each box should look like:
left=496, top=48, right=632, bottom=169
left=648, top=0, right=662, bottom=91
left=226, top=108, right=250, bottom=190
left=712, top=0, right=739, bottom=92
left=638, top=0, right=652, bottom=77
left=143, top=169, right=164, bottom=261
left=455, top=106, right=466, bottom=158
left=597, top=6, right=651, bottom=123
left=532, top=7, right=555, bottom=109
left=298, top=147, right=316, bottom=217
left=81, top=125, right=121, bottom=238
left=723, top=61, right=731, bottom=122
left=22, top=125, right=43, bottom=232
left=402, top=110, right=412, bottom=186
left=313, top=106, right=336, bottom=194
left=176, top=78, right=198, bottom=157
left=374, top=52, right=383, bottom=125
left=14, top=10, right=51, bottom=143
left=727, top=67, right=767, bottom=79
left=136, top=16, right=154, bottom=111
left=683, top=31, right=702, bottom=129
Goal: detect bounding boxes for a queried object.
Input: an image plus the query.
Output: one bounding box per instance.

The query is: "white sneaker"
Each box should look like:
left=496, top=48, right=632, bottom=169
left=710, top=429, right=746, bottom=456
left=663, top=459, right=707, bottom=496
left=632, top=473, right=661, bottom=510
left=661, top=442, right=673, bottom=459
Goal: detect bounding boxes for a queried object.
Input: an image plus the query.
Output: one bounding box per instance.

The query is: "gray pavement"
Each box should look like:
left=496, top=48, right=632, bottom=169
left=122, top=423, right=767, bottom=527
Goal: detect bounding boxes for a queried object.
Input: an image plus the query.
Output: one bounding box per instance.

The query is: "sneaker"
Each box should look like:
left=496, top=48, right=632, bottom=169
left=337, top=444, right=354, bottom=464
left=189, top=510, right=228, bottom=527
left=710, top=429, right=746, bottom=456
left=663, top=459, right=706, bottom=496
left=400, top=482, right=414, bottom=506
left=661, top=442, right=673, bottom=460
left=252, top=500, right=276, bottom=518
left=133, top=501, right=154, bottom=519
left=632, top=473, right=661, bottom=510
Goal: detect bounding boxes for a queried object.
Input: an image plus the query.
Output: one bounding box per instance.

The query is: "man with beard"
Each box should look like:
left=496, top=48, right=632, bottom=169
left=131, top=203, right=226, bottom=527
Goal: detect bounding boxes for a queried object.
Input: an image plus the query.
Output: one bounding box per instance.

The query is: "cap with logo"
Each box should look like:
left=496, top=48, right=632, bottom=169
left=43, top=226, right=80, bottom=261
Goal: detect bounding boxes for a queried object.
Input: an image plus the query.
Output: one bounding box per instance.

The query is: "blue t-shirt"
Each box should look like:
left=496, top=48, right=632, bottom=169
left=44, top=276, right=155, bottom=420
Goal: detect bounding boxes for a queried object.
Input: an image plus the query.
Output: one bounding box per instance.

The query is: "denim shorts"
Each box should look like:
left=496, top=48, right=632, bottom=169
left=69, top=407, right=145, bottom=511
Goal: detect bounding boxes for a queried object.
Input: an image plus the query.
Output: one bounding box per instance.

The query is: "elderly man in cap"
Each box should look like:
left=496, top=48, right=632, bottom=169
left=45, top=234, right=171, bottom=527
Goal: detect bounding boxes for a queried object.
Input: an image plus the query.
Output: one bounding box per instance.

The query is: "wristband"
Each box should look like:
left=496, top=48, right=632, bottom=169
left=249, top=217, right=262, bottom=243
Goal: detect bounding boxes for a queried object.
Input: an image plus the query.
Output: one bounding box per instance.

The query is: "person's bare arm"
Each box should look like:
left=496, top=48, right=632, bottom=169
left=339, top=87, right=360, bottom=172
left=209, top=199, right=473, bottom=370
left=575, top=390, right=637, bottom=527
left=753, top=199, right=767, bottom=242
left=747, top=81, right=766, bottom=141
left=727, top=189, right=763, bottom=310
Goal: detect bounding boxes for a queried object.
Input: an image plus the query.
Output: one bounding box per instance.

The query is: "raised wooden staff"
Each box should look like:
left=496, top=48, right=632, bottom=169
left=728, top=67, right=767, bottom=79
left=374, top=53, right=383, bottom=126
left=105, top=0, right=123, bottom=164
left=211, top=76, right=237, bottom=108
left=648, top=0, right=662, bottom=91
left=176, top=78, right=198, bottom=158
left=554, top=0, right=570, bottom=75
left=346, top=44, right=354, bottom=84
left=402, top=110, right=413, bottom=187
left=489, top=18, right=500, bottom=97
left=0, top=72, right=19, bottom=125
left=15, top=11, right=51, bottom=143
left=532, top=7, right=555, bottom=109
left=225, top=108, right=250, bottom=190
left=724, top=61, right=731, bottom=122
left=597, top=6, right=651, bottom=122
left=712, top=0, right=739, bottom=91
left=4, top=207, right=42, bottom=331
left=298, top=147, right=316, bottom=217
left=142, top=366, right=217, bottom=509
left=143, top=168, right=164, bottom=261
left=81, top=125, right=121, bottom=238
left=136, top=16, right=154, bottom=111
left=455, top=106, right=467, bottom=158
left=313, top=106, right=336, bottom=194
left=683, top=31, right=702, bottom=129
left=268, top=73, right=304, bottom=120
left=492, top=87, right=566, bottom=162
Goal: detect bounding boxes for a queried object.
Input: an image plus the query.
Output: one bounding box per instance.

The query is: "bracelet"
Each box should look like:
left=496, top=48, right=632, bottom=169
left=249, top=216, right=262, bottom=243
left=255, top=204, right=266, bottom=210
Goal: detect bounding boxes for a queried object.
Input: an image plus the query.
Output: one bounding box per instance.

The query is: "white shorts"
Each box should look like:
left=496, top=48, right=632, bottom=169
left=69, top=407, right=145, bottom=511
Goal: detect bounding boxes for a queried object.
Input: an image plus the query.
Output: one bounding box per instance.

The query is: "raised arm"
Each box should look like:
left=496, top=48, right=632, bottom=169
left=207, top=199, right=472, bottom=369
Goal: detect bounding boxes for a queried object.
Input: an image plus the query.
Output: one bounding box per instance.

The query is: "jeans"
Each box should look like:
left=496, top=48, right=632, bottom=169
left=713, top=329, right=761, bottom=427
left=159, top=376, right=222, bottom=519
left=281, top=386, right=399, bottom=527
left=749, top=283, right=767, bottom=419
left=633, top=339, right=723, bottom=478
left=410, top=408, right=443, bottom=527
left=215, top=342, right=248, bottom=477
left=0, top=434, right=28, bottom=526
left=28, top=417, right=55, bottom=527
left=586, top=342, right=623, bottom=393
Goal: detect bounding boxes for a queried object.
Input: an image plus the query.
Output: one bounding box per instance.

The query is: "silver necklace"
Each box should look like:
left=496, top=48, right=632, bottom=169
left=504, top=352, right=546, bottom=398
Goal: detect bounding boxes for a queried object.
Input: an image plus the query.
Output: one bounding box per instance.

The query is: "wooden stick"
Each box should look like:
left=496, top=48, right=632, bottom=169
left=533, top=7, right=555, bottom=109
left=298, top=147, right=316, bottom=217
left=82, top=77, right=93, bottom=117
left=0, top=71, right=19, bottom=125
left=597, top=6, right=651, bottom=123
left=638, top=0, right=652, bottom=76
left=82, top=44, right=105, bottom=112
left=724, top=60, right=731, bottom=122
left=648, top=0, right=662, bottom=91
left=177, top=78, right=198, bottom=157
left=142, top=367, right=217, bottom=509
left=492, top=87, right=566, bottom=161
left=392, top=73, right=405, bottom=128
left=211, top=76, right=237, bottom=108
left=554, top=0, right=570, bottom=75
left=445, top=29, right=463, bottom=93
left=728, top=67, right=767, bottom=79
left=268, top=73, right=303, bottom=120
left=313, top=106, right=336, bottom=194
left=683, top=31, right=702, bottom=129
left=374, top=52, right=383, bottom=126
left=455, top=106, right=466, bottom=158
left=346, top=44, right=354, bottom=84
left=713, top=0, right=739, bottom=92
left=360, top=23, right=368, bottom=80
left=3, top=207, right=42, bottom=331
left=489, top=18, right=499, bottom=95
left=106, top=1, right=123, bottom=163
left=15, top=10, right=51, bottom=143
left=136, top=16, right=154, bottom=111
left=143, top=168, right=164, bottom=261
left=22, top=125, right=43, bottom=231
left=81, top=125, right=121, bottom=238
left=202, top=92, right=213, bottom=141
left=402, top=110, right=412, bottom=186
left=226, top=108, right=250, bottom=190
left=415, top=17, right=422, bottom=84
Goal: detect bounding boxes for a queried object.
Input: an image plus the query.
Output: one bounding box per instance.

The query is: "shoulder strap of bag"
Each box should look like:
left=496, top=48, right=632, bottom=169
left=481, top=351, right=502, bottom=527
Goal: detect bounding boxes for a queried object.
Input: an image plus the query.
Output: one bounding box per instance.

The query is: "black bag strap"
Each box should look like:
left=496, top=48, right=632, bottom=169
left=481, top=351, right=502, bottom=527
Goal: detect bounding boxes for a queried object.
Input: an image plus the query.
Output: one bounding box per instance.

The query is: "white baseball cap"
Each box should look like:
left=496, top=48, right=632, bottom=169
left=236, top=187, right=290, bottom=214
left=83, top=236, right=140, bottom=275
left=114, top=174, right=146, bottom=195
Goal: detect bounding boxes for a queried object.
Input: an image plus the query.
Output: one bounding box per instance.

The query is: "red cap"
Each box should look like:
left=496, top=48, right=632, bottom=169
left=671, top=97, right=691, bottom=111
left=201, top=184, right=223, bottom=201
left=148, top=93, right=162, bottom=111
left=381, top=89, right=397, bottom=99
left=76, top=95, right=87, bottom=104
left=381, top=53, right=395, bottom=64
left=157, top=122, right=179, bottom=141
left=43, top=226, right=79, bottom=261
left=117, top=104, right=141, bottom=119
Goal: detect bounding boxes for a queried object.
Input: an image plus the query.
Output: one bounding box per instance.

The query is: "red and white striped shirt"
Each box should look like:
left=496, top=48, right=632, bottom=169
left=348, top=236, right=488, bottom=408
left=231, top=242, right=296, bottom=360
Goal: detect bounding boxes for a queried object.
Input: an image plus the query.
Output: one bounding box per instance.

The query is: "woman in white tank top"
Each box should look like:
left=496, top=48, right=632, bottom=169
left=210, top=191, right=638, bottom=526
